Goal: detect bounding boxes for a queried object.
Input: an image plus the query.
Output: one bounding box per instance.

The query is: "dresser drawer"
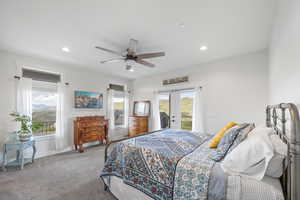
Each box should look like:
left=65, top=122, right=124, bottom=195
left=74, top=116, right=108, bottom=152
left=82, top=134, right=99, bottom=142
left=129, top=127, right=140, bottom=132
left=139, top=126, right=148, bottom=132
left=79, top=121, right=103, bottom=128
left=129, top=120, right=139, bottom=125
left=82, top=132, right=97, bottom=139
left=83, top=126, right=104, bottom=133
left=139, top=120, right=147, bottom=126
left=128, top=116, right=149, bottom=137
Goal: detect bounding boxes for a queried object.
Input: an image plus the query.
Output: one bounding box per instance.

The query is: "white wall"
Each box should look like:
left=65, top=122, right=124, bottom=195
left=0, top=48, right=271, bottom=159
left=133, top=50, right=269, bottom=133
left=269, top=0, right=300, bottom=106
left=0, top=50, right=131, bottom=158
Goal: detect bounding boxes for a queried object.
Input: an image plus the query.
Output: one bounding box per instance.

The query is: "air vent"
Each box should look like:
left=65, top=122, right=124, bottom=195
left=109, top=84, right=124, bottom=91
left=162, top=76, right=189, bottom=86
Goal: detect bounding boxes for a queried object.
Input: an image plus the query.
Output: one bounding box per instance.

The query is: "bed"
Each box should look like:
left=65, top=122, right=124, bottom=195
left=100, top=103, right=300, bottom=200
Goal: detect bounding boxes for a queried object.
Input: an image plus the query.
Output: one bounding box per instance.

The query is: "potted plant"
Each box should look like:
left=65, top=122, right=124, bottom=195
left=10, top=112, right=41, bottom=141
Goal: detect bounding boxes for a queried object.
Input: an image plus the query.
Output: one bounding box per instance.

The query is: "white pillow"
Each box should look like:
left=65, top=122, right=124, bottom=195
left=265, top=134, right=287, bottom=178
left=247, top=126, right=274, bottom=138
left=221, top=127, right=275, bottom=180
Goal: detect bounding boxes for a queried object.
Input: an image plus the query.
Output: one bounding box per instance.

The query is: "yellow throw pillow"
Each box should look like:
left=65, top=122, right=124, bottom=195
left=209, top=122, right=237, bottom=148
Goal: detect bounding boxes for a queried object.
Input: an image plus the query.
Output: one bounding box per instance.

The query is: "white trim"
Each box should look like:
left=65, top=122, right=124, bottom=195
left=0, top=142, right=104, bottom=167
left=158, top=86, right=202, bottom=94
left=22, top=66, right=62, bottom=77
left=33, top=134, right=56, bottom=142
left=35, top=150, right=57, bottom=159
left=14, top=61, right=65, bottom=83
left=35, top=146, right=73, bottom=159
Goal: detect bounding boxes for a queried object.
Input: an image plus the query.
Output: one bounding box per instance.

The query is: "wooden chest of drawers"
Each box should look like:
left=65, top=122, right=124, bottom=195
left=74, top=116, right=108, bottom=153
left=128, top=116, right=149, bottom=137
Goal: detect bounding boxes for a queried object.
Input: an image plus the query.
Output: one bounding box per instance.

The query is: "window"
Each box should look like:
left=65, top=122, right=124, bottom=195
left=113, top=91, right=125, bottom=127
left=22, top=68, right=61, bottom=136
left=159, top=94, right=170, bottom=129
left=180, top=91, right=194, bottom=130
left=32, top=81, right=58, bottom=136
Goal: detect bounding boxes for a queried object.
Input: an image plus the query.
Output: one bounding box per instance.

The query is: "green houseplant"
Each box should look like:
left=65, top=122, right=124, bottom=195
left=10, top=112, right=41, bottom=141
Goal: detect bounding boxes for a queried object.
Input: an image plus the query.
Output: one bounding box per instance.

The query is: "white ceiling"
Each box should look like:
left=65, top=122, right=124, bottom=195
left=0, top=0, right=276, bottom=79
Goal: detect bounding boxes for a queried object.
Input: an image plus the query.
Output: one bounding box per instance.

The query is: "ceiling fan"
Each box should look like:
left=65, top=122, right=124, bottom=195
left=95, top=39, right=165, bottom=69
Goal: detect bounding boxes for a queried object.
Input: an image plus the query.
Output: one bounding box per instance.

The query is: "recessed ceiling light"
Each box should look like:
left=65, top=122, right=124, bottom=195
left=178, top=23, right=185, bottom=28
left=62, top=47, right=70, bottom=52
left=200, top=45, right=208, bottom=51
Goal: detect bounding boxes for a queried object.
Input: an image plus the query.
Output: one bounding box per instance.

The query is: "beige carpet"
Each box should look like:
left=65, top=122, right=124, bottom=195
left=0, top=146, right=115, bottom=200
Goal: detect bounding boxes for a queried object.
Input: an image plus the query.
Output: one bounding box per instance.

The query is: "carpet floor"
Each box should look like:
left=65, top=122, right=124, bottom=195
left=0, top=145, right=115, bottom=200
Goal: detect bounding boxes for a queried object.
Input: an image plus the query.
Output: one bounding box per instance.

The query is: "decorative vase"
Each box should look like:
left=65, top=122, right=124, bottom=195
left=18, top=131, right=31, bottom=141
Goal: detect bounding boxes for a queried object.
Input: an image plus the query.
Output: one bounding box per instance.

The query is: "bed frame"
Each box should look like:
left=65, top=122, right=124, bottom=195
left=104, top=103, right=300, bottom=200
left=266, top=103, right=300, bottom=200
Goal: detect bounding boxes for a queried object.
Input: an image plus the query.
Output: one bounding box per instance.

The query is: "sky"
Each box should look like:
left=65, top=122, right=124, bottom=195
left=32, top=90, right=57, bottom=107
left=75, top=91, right=101, bottom=98
left=181, top=91, right=194, bottom=98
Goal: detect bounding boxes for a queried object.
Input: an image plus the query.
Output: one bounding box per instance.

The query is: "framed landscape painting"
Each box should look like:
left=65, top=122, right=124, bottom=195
left=75, top=91, right=103, bottom=109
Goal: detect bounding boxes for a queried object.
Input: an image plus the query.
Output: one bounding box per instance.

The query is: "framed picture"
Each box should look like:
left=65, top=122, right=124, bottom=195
left=74, top=91, right=103, bottom=109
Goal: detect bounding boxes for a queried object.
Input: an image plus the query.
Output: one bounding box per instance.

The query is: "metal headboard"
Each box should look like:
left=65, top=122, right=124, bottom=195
left=266, top=103, right=300, bottom=200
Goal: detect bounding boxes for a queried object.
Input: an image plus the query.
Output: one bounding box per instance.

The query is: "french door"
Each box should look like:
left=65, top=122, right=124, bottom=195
left=159, top=90, right=194, bottom=130
left=170, top=92, right=181, bottom=129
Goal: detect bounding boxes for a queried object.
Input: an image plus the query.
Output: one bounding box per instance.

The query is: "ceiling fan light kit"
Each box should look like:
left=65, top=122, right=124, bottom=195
left=95, top=39, right=165, bottom=71
left=126, top=65, right=134, bottom=72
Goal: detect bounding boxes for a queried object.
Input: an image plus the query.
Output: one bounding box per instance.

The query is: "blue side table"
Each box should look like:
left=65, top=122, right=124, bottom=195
left=2, top=135, right=36, bottom=171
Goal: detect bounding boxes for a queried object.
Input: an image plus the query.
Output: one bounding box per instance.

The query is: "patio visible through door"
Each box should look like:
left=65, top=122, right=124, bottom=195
left=159, top=90, right=194, bottom=130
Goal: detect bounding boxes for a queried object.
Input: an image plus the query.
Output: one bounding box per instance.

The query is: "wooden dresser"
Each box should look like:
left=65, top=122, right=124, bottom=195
left=74, top=116, right=108, bottom=153
left=128, top=116, right=149, bottom=137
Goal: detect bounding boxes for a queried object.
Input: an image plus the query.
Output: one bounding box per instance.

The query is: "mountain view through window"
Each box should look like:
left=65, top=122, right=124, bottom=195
left=32, top=83, right=57, bottom=136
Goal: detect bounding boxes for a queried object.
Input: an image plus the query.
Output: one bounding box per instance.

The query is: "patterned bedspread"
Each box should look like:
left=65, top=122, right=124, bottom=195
left=173, top=140, right=217, bottom=200
left=100, top=129, right=215, bottom=200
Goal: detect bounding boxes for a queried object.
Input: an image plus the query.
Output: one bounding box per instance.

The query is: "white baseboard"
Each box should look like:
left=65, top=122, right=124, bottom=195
left=0, top=142, right=103, bottom=168
left=0, top=146, right=74, bottom=166
left=35, top=146, right=74, bottom=159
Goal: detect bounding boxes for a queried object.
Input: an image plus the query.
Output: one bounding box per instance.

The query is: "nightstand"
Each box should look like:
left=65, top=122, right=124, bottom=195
left=2, top=135, right=36, bottom=171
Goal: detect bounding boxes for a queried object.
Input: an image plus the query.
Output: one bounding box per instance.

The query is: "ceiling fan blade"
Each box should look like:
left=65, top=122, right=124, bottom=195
left=136, top=52, right=165, bottom=59
left=128, top=39, right=138, bottom=55
left=100, top=58, right=125, bottom=64
left=95, top=46, right=123, bottom=56
left=136, top=59, right=155, bottom=68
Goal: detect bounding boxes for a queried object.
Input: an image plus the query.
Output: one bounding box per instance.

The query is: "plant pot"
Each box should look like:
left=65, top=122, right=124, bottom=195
left=18, top=132, right=31, bottom=141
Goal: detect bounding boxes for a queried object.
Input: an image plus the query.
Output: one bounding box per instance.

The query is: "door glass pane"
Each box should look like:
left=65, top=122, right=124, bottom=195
left=113, top=92, right=125, bottom=126
left=180, top=91, right=194, bottom=130
left=159, top=94, right=170, bottom=129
